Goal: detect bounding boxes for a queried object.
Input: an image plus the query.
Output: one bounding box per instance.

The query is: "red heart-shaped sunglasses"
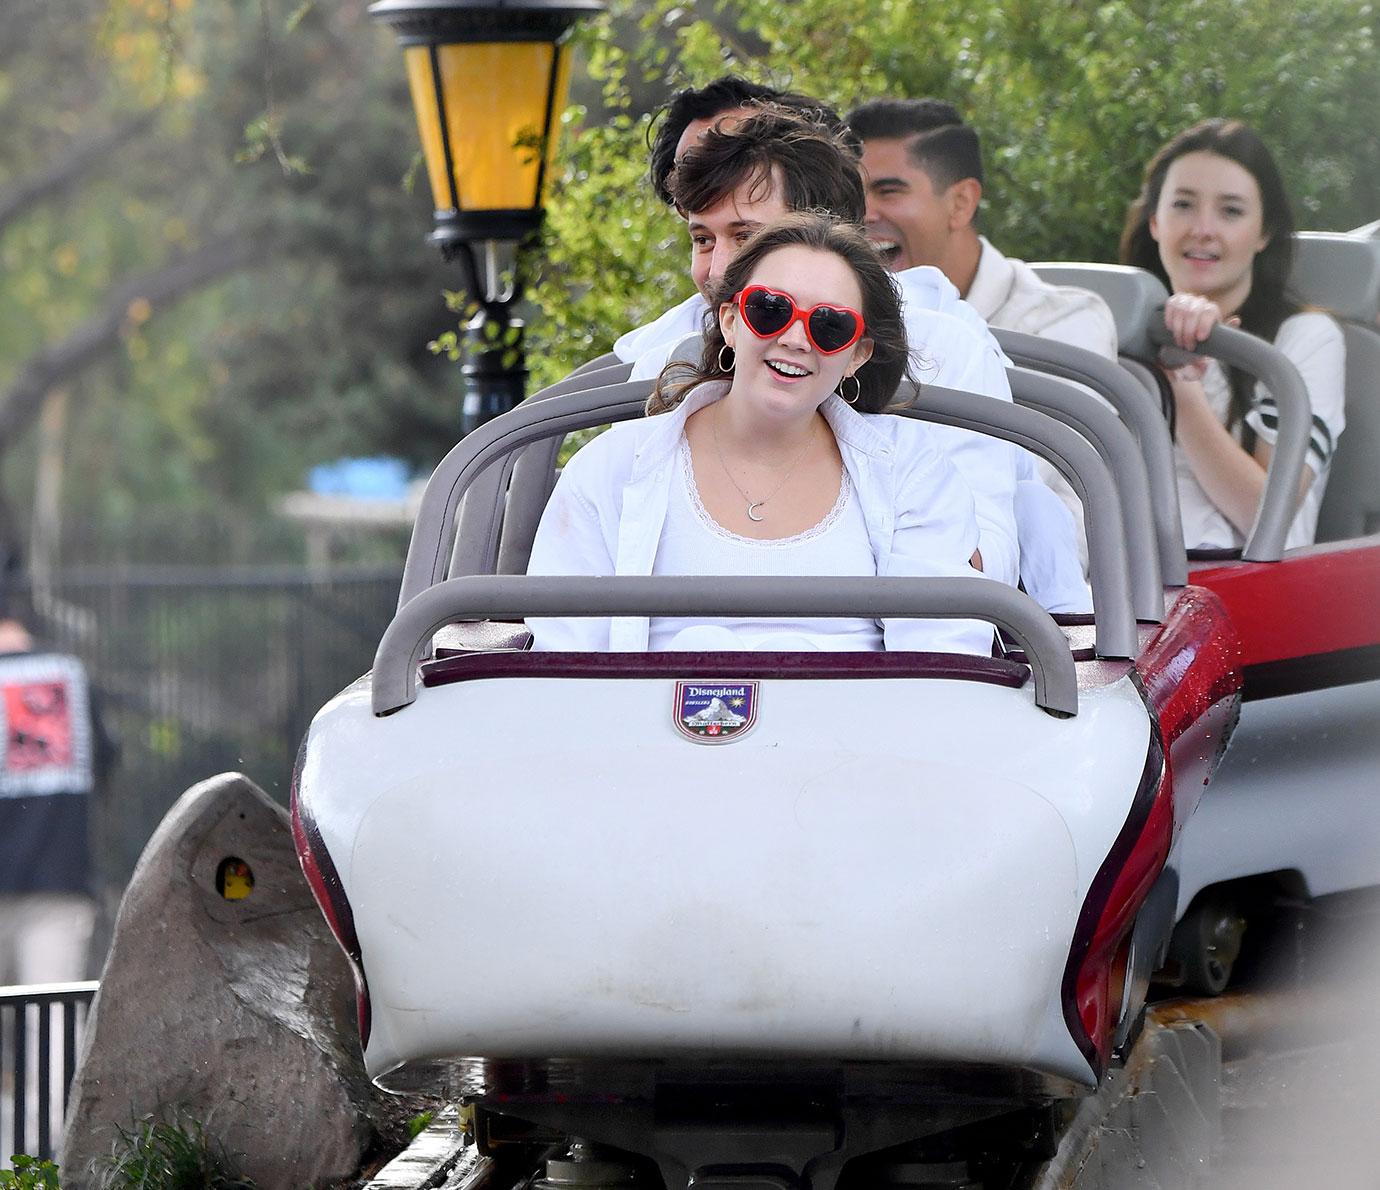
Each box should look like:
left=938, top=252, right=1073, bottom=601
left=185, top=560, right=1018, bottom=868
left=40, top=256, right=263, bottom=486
left=734, top=285, right=866, bottom=355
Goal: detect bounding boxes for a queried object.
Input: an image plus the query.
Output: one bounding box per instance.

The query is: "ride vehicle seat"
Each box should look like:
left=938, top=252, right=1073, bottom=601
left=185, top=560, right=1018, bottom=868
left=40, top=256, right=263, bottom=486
left=1292, top=233, right=1380, bottom=540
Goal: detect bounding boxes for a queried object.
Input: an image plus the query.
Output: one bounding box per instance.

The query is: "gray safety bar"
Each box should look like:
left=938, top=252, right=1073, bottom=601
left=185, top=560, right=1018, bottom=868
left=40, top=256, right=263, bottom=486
left=583, top=337, right=1164, bottom=604
left=492, top=338, right=698, bottom=573
left=490, top=359, right=636, bottom=574
left=499, top=336, right=1164, bottom=593
left=1009, top=364, right=1164, bottom=620
left=995, top=328, right=1187, bottom=588
left=1029, top=264, right=1170, bottom=360
left=399, top=380, right=1139, bottom=659
left=897, top=383, right=1137, bottom=657
left=538, top=332, right=1165, bottom=596
left=1146, top=320, right=1312, bottom=562
left=449, top=358, right=636, bottom=576
left=1029, top=264, right=1315, bottom=563
left=534, top=359, right=632, bottom=398
left=403, top=380, right=652, bottom=605
left=371, top=574, right=1080, bottom=718
left=564, top=350, right=622, bottom=379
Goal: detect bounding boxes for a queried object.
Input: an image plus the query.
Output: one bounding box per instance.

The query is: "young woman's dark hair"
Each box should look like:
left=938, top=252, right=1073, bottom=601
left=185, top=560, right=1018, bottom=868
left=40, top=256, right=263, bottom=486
left=648, top=77, right=857, bottom=206
left=1121, top=119, right=1299, bottom=333
left=649, top=213, right=908, bottom=416
left=1120, top=118, right=1301, bottom=428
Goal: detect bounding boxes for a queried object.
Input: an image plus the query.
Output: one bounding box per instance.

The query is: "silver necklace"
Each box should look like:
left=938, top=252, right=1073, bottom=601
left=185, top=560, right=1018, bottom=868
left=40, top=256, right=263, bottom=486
left=711, top=404, right=817, bottom=522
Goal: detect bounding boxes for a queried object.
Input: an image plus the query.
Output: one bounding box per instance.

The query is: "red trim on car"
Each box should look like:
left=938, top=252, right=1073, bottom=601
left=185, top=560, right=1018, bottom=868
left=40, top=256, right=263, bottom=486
left=420, top=649, right=1033, bottom=690
left=1134, top=588, right=1244, bottom=742
left=1062, top=587, right=1243, bottom=1071
left=1191, top=536, right=1380, bottom=669
left=291, top=736, right=372, bottom=1048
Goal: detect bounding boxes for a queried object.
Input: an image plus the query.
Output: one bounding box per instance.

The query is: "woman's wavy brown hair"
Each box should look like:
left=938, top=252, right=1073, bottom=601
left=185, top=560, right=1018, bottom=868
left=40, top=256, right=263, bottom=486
left=647, top=213, right=910, bottom=416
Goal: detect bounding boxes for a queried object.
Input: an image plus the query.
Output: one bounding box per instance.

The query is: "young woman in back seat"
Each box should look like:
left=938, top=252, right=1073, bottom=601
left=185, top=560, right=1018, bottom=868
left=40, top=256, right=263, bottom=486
left=1121, top=118, right=1345, bottom=552
left=526, top=213, right=994, bottom=655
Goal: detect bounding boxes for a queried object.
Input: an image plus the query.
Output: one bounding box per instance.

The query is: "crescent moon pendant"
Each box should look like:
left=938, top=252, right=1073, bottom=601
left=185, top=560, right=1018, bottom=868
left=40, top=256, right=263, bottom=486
left=746, top=502, right=766, bottom=522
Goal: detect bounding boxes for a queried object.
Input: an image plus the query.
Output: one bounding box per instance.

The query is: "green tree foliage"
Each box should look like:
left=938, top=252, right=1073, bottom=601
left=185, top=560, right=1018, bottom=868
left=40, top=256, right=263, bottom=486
left=4, top=0, right=1377, bottom=561
left=525, top=0, right=1378, bottom=388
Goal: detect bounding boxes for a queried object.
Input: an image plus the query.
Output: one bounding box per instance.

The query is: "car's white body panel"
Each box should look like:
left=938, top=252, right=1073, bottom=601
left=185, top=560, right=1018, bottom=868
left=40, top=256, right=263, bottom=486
left=300, top=670, right=1156, bottom=1089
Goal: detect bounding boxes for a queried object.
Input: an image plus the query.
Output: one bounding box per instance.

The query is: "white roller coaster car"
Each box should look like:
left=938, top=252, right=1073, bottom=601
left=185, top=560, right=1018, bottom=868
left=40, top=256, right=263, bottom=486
left=291, top=345, right=1247, bottom=1187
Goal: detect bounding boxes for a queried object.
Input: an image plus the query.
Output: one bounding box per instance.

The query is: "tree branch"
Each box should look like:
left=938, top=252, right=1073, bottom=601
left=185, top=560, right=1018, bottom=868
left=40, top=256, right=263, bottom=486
left=0, top=234, right=266, bottom=445
left=0, top=112, right=158, bottom=238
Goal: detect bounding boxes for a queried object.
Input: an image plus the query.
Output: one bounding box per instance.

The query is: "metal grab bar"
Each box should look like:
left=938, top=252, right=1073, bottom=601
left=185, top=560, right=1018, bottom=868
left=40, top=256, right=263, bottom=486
left=400, top=382, right=1138, bottom=659
left=400, top=380, right=653, bottom=607
left=1007, top=365, right=1164, bottom=621
left=995, top=327, right=1187, bottom=587
left=448, top=360, right=637, bottom=580
left=1024, top=264, right=1314, bottom=564
left=1147, top=318, right=1312, bottom=562
left=897, top=386, right=1138, bottom=659
left=371, top=574, right=1080, bottom=718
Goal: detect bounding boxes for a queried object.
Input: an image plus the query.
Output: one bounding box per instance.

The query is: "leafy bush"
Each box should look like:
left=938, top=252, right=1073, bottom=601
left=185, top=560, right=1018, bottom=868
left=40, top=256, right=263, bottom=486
left=405, top=1110, right=436, bottom=1140
left=0, top=1156, right=62, bottom=1190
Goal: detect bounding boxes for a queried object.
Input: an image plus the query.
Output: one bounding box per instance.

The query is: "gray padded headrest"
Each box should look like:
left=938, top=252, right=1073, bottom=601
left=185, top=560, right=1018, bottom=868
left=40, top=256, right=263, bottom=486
left=1028, top=264, right=1169, bottom=359
left=1349, top=218, right=1379, bottom=240
left=1291, top=232, right=1380, bottom=323
left=667, top=332, right=704, bottom=368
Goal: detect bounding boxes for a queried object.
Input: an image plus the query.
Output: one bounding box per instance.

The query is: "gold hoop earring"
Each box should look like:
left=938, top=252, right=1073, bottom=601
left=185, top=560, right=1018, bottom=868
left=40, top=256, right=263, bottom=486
left=717, top=344, right=735, bottom=373
left=839, top=374, right=861, bottom=405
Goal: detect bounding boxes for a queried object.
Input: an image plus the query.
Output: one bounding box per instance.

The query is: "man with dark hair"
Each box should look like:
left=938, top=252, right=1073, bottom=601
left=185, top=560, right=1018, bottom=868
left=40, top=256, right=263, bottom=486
left=848, top=98, right=1117, bottom=354
left=615, top=106, right=1024, bottom=592
left=849, top=98, right=1116, bottom=580
left=671, top=109, right=870, bottom=299
left=647, top=76, right=858, bottom=207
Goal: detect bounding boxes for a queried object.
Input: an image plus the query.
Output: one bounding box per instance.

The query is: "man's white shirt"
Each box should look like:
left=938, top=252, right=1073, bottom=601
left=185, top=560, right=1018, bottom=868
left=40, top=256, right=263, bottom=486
left=964, top=236, right=1120, bottom=601
left=965, top=236, right=1119, bottom=358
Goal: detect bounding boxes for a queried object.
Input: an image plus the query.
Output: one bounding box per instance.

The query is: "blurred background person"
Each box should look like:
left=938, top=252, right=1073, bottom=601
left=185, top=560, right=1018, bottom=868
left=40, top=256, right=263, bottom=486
left=0, top=571, right=114, bottom=986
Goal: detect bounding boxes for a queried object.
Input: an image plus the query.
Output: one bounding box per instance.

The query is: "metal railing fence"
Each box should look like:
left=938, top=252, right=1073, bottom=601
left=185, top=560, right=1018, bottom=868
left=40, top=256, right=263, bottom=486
left=1, top=981, right=98, bottom=1167
left=9, top=565, right=400, bottom=952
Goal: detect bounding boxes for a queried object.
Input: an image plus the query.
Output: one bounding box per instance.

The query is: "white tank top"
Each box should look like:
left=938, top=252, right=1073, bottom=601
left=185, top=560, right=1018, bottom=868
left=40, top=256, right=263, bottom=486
left=648, top=437, right=884, bottom=652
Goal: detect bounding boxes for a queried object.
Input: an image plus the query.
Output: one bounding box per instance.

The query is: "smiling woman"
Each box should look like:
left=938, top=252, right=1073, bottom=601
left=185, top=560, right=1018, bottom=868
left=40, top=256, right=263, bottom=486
left=525, top=212, right=993, bottom=656
left=1120, top=119, right=1347, bottom=551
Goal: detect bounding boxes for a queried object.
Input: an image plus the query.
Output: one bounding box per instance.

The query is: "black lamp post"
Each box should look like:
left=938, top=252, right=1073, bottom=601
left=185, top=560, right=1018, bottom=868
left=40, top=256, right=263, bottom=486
left=369, top=0, right=604, bottom=435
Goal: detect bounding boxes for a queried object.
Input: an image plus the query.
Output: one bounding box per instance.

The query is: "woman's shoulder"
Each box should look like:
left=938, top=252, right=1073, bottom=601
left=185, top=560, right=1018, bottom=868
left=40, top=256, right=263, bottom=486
left=847, top=407, right=966, bottom=491
left=865, top=406, right=949, bottom=456
left=1275, top=308, right=1345, bottom=351
left=560, top=410, right=685, bottom=481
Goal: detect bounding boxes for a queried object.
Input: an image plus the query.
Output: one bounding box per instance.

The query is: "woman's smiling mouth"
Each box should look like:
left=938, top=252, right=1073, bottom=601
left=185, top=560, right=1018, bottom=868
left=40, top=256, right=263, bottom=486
left=764, top=358, right=811, bottom=379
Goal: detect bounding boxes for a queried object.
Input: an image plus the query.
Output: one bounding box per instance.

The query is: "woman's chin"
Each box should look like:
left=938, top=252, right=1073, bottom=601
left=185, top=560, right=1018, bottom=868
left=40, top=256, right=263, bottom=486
left=735, top=379, right=833, bottom=419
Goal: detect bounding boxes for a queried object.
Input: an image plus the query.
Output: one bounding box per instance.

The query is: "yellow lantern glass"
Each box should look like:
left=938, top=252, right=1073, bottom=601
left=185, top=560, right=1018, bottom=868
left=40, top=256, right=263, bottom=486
left=404, top=41, right=573, bottom=213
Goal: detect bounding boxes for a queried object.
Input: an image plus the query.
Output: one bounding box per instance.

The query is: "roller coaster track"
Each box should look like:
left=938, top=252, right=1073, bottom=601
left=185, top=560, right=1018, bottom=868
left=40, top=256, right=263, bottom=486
left=362, top=987, right=1376, bottom=1190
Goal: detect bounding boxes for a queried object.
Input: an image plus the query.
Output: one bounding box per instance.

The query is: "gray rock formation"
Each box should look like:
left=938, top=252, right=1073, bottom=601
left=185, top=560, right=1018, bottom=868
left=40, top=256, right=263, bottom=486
left=61, top=771, right=381, bottom=1188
